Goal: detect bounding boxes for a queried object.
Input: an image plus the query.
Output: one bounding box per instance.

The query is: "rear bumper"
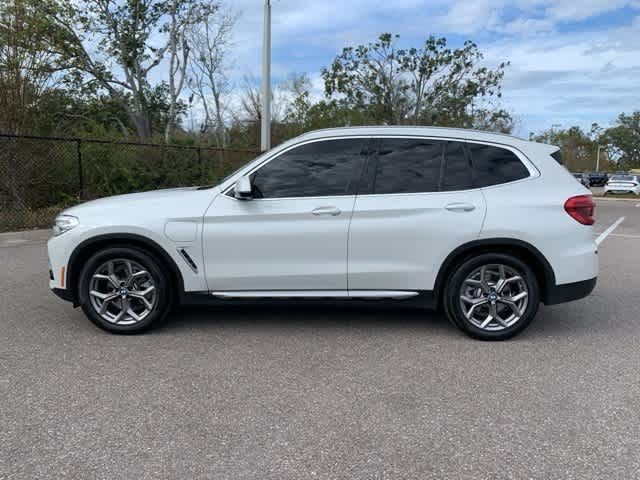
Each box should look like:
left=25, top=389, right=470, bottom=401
left=544, top=277, right=597, bottom=305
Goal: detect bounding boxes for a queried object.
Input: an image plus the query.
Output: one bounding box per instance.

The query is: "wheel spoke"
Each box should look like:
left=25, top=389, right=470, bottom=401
left=510, top=291, right=528, bottom=302
left=464, top=278, right=484, bottom=289
left=90, top=290, right=118, bottom=301
left=129, top=293, right=153, bottom=310
left=497, top=275, right=523, bottom=294
left=493, top=313, right=509, bottom=327
left=107, top=261, right=121, bottom=287
left=127, top=307, right=142, bottom=322
left=465, top=299, right=488, bottom=319
left=129, top=270, right=149, bottom=283
left=461, top=295, right=487, bottom=306
left=124, top=261, right=134, bottom=280
left=480, top=266, right=489, bottom=292
left=479, top=313, right=494, bottom=329
left=131, top=286, right=155, bottom=296
left=113, top=297, right=129, bottom=324
left=100, top=297, right=116, bottom=314
left=92, top=273, right=119, bottom=288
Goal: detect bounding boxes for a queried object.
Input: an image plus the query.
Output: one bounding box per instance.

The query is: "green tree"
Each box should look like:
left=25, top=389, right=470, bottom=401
left=600, top=112, right=640, bottom=170
left=41, top=0, right=210, bottom=139
left=0, top=0, right=67, bottom=135
left=322, top=33, right=511, bottom=131
left=530, top=125, right=613, bottom=172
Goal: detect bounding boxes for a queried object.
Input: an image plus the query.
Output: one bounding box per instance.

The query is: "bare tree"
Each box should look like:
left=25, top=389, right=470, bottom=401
left=164, top=0, right=214, bottom=144
left=0, top=0, right=63, bottom=135
left=187, top=4, right=236, bottom=147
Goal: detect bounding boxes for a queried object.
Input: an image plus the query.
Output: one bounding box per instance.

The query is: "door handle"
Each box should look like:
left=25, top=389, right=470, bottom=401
left=445, top=202, right=476, bottom=212
left=311, top=206, right=341, bottom=216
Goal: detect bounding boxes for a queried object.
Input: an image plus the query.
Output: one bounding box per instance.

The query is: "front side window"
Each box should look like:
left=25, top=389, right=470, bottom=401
left=250, top=139, right=365, bottom=198
left=373, top=139, right=444, bottom=194
left=469, top=143, right=530, bottom=187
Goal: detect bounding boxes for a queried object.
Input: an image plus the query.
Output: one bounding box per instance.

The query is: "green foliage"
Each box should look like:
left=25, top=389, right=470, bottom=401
left=531, top=113, right=640, bottom=172
left=321, top=33, right=511, bottom=131
left=599, top=112, right=640, bottom=170
left=529, top=125, right=604, bottom=172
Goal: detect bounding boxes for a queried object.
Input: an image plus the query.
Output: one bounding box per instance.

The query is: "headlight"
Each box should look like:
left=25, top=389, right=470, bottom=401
left=52, top=215, right=79, bottom=236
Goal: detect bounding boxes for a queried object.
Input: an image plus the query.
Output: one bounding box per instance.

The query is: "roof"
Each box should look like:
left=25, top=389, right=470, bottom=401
left=296, top=125, right=536, bottom=148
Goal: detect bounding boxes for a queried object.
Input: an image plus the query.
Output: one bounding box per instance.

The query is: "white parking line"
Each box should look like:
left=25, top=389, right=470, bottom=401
left=596, top=217, right=625, bottom=245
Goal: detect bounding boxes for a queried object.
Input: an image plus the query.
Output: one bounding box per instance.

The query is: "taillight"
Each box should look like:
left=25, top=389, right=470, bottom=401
left=564, top=195, right=595, bottom=225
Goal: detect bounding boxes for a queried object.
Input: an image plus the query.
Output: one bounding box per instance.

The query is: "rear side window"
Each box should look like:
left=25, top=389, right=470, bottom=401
left=373, top=139, right=443, bottom=194
left=441, top=142, right=474, bottom=191
left=469, top=143, right=529, bottom=187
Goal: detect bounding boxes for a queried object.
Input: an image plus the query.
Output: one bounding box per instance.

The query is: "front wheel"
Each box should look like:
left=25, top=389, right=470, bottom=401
left=78, top=247, right=172, bottom=334
left=444, top=253, right=540, bottom=340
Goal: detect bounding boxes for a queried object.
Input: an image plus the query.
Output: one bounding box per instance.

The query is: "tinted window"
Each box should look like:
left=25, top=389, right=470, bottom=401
left=551, top=149, right=563, bottom=164
left=470, top=143, right=529, bottom=187
left=372, top=139, right=443, bottom=194
left=441, top=142, right=474, bottom=191
left=250, top=139, right=365, bottom=198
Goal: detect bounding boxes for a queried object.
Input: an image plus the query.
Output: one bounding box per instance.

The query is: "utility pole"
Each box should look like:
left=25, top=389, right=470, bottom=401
left=261, top=0, right=271, bottom=152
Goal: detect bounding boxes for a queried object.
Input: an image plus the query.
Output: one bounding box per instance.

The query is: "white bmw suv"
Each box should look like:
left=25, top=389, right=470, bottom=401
left=48, top=127, right=598, bottom=340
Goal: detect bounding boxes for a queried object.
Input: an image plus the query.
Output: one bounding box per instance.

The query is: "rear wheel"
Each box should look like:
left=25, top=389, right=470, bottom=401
left=444, top=253, right=540, bottom=340
left=78, top=247, right=172, bottom=334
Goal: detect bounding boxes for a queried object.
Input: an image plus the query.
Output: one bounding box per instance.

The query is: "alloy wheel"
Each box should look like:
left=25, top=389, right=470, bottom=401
left=459, top=264, right=529, bottom=331
left=88, top=259, right=157, bottom=325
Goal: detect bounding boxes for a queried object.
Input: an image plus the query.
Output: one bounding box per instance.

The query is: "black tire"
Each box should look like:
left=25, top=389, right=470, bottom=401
left=78, top=246, right=172, bottom=334
left=443, top=253, right=540, bottom=341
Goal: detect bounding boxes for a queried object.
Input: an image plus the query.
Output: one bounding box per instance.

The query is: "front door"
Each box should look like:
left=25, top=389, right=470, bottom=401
left=203, top=137, right=367, bottom=292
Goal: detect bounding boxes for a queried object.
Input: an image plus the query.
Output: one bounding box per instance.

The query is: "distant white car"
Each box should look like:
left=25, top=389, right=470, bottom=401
left=604, top=175, right=640, bottom=196
left=48, top=126, right=598, bottom=340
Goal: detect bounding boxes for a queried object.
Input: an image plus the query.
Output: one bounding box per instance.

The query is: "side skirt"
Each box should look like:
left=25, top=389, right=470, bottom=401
left=211, top=290, right=419, bottom=300
left=180, top=290, right=437, bottom=309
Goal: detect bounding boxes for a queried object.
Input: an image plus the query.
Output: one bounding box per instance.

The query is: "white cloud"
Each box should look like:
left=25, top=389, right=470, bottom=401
left=190, top=0, right=640, bottom=134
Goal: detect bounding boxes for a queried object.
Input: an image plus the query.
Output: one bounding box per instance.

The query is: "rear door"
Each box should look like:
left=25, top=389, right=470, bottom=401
left=348, top=138, right=486, bottom=292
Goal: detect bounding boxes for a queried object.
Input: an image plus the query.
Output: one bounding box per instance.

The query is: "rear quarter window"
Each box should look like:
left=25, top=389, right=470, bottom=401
left=468, top=143, right=530, bottom=187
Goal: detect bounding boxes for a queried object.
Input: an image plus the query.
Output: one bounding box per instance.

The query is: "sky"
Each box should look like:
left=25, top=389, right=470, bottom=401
left=220, top=0, right=640, bottom=137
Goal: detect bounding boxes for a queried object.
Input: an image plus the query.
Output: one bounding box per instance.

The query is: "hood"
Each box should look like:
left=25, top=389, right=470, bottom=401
left=63, top=186, right=220, bottom=223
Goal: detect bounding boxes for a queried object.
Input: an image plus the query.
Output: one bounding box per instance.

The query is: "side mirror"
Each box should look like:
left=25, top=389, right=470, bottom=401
left=234, top=176, right=253, bottom=200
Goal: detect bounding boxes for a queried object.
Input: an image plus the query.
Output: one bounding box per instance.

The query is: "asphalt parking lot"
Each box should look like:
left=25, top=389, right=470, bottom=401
left=2, top=198, right=640, bottom=479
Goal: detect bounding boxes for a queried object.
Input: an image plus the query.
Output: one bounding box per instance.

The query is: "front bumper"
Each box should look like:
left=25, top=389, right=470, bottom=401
left=544, top=277, right=597, bottom=305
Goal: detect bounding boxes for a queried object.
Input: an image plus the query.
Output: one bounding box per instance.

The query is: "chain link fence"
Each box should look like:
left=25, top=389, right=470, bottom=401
left=0, top=134, right=259, bottom=232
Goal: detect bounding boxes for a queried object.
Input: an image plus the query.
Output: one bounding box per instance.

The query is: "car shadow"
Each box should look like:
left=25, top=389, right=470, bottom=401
left=159, top=301, right=457, bottom=337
